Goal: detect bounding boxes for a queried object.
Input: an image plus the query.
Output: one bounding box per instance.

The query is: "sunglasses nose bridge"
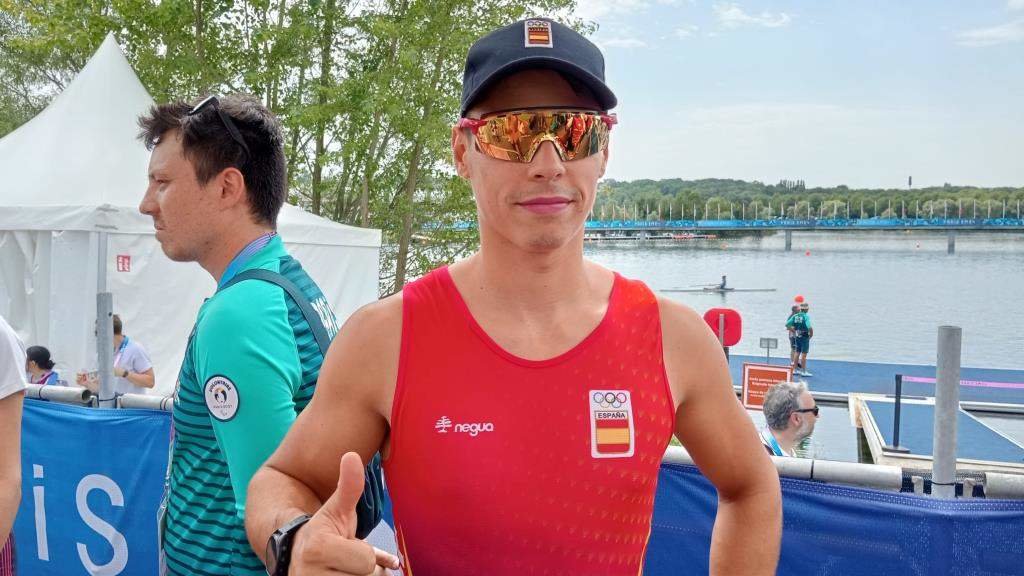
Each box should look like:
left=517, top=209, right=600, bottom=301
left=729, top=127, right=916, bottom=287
left=525, top=135, right=569, bottom=163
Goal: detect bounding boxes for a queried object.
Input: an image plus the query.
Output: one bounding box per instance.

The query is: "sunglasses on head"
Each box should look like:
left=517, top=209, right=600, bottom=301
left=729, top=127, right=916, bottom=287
left=456, top=108, right=617, bottom=163
left=188, top=95, right=251, bottom=161
left=794, top=406, right=820, bottom=417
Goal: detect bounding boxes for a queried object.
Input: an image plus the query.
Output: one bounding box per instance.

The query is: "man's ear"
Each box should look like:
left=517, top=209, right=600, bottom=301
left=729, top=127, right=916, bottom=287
left=217, top=167, right=247, bottom=209
left=453, top=126, right=472, bottom=179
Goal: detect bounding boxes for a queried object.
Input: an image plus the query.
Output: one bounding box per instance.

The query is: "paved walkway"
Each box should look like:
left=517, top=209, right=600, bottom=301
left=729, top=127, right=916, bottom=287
left=728, top=354, right=1024, bottom=405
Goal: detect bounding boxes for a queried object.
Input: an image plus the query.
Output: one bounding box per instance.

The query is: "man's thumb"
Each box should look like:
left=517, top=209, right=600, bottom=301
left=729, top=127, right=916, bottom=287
left=321, top=451, right=365, bottom=533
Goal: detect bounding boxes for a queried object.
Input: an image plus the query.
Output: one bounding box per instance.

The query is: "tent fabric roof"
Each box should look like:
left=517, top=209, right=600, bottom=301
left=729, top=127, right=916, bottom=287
left=0, top=33, right=379, bottom=248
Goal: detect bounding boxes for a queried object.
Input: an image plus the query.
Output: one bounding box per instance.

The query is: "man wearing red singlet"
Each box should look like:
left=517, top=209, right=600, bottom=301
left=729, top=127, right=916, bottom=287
left=246, top=18, right=781, bottom=576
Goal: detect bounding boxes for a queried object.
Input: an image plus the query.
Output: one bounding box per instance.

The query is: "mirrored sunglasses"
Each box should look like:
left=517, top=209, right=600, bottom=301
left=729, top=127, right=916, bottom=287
left=456, top=109, right=617, bottom=163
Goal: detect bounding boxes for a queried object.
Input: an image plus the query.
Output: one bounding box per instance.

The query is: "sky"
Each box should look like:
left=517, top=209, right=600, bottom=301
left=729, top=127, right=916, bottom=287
left=572, top=0, right=1024, bottom=188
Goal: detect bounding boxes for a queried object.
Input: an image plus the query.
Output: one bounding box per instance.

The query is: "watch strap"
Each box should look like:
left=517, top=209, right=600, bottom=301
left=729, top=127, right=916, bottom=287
left=266, top=514, right=311, bottom=576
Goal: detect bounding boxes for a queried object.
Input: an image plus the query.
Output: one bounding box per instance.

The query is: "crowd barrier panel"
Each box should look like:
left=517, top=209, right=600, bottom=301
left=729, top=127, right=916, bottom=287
left=15, top=398, right=1024, bottom=575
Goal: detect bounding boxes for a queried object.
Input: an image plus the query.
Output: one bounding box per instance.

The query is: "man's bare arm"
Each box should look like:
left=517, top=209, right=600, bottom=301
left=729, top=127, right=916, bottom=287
left=123, top=367, right=156, bottom=389
left=245, top=295, right=402, bottom=565
left=660, top=298, right=782, bottom=576
left=0, top=392, right=23, bottom=544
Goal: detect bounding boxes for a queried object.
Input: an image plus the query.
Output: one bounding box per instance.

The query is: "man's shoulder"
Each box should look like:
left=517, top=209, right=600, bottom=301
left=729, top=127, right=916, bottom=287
left=655, top=294, right=705, bottom=334
left=124, top=338, right=150, bottom=357
left=325, top=293, right=403, bottom=375
left=198, top=280, right=291, bottom=338
left=317, top=293, right=403, bottom=412
left=342, top=292, right=404, bottom=340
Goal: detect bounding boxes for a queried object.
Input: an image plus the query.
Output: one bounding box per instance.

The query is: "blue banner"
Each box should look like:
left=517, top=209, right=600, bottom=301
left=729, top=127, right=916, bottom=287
left=15, top=400, right=171, bottom=576
left=14, top=402, right=1024, bottom=574
left=645, top=463, right=1024, bottom=575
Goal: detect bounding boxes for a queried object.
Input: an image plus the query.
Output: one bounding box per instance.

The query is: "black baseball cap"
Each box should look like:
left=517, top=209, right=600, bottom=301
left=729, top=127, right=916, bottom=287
left=460, top=18, right=617, bottom=117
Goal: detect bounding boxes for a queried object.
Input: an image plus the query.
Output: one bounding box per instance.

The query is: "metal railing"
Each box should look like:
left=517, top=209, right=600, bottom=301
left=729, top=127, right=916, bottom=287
left=25, top=383, right=94, bottom=406
left=663, top=445, right=904, bottom=491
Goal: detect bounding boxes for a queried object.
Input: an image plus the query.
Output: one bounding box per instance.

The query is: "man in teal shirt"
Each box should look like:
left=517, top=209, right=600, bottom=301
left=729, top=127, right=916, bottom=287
left=787, top=302, right=814, bottom=376
left=138, top=94, right=371, bottom=574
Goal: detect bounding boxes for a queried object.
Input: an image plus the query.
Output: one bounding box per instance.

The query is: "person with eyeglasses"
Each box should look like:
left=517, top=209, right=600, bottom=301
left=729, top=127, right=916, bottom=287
left=245, top=18, right=780, bottom=576
left=137, top=94, right=384, bottom=575
left=761, top=381, right=820, bottom=457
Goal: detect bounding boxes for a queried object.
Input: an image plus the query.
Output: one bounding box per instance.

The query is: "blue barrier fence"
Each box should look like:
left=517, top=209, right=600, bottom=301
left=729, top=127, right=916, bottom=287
left=15, top=400, right=170, bottom=576
left=15, top=400, right=1024, bottom=575
left=646, top=463, right=1024, bottom=575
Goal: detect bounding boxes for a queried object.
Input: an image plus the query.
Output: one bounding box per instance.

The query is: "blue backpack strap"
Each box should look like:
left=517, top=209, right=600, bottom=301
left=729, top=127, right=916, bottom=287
left=219, top=268, right=383, bottom=538
left=221, top=269, right=331, bottom=356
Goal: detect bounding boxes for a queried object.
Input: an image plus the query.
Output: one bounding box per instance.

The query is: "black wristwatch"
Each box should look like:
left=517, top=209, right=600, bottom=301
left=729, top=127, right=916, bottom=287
left=265, top=514, right=311, bottom=576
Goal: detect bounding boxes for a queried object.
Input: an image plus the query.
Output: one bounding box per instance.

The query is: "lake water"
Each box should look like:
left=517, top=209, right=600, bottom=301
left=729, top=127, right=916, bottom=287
left=586, top=230, right=1024, bottom=462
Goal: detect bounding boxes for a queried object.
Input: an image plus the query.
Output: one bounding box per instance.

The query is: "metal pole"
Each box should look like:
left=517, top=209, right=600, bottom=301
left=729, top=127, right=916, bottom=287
left=893, top=374, right=903, bottom=446
left=718, top=313, right=729, bottom=361
left=98, top=231, right=108, bottom=293
left=96, top=231, right=115, bottom=408
left=932, top=325, right=962, bottom=498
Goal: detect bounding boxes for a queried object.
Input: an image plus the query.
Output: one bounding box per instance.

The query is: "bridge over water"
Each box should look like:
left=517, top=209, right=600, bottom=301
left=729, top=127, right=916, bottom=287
left=582, top=217, right=1024, bottom=253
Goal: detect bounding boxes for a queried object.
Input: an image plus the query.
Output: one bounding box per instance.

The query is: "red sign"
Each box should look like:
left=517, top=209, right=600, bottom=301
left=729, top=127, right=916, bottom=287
left=742, top=363, right=793, bottom=409
left=703, top=308, right=742, bottom=346
left=116, top=255, right=131, bottom=272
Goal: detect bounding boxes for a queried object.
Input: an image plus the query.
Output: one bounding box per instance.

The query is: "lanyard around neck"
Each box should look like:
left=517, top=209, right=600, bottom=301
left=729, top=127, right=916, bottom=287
left=114, top=336, right=129, bottom=367
left=218, top=232, right=277, bottom=289
left=763, top=429, right=786, bottom=457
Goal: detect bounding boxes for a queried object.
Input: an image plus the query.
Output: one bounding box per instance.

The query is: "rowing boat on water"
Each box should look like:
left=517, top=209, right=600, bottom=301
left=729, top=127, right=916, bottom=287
left=660, top=287, right=777, bottom=293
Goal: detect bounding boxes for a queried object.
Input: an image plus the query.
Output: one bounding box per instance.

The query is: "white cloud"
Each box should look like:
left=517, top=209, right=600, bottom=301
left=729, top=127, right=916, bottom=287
left=601, top=37, right=649, bottom=48
left=575, top=0, right=650, bottom=20
left=713, top=3, right=792, bottom=29
left=675, top=24, right=700, bottom=38
left=1010, top=0, right=1024, bottom=11
left=956, top=18, right=1024, bottom=47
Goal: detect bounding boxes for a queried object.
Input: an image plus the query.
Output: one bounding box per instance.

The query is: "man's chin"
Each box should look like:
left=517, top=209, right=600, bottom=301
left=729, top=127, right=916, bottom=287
left=156, top=241, right=191, bottom=263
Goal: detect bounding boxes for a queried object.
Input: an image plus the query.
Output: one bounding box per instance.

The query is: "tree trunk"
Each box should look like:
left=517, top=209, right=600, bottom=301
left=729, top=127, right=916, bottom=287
left=194, top=0, right=206, bottom=92
left=360, top=172, right=370, bottom=227
left=393, top=137, right=424, bottom=290
left=393, top=48, right=446, bottom=289
left=268, top=0, right=288, bottom=110
left=310, top=0, right=336, bottom=216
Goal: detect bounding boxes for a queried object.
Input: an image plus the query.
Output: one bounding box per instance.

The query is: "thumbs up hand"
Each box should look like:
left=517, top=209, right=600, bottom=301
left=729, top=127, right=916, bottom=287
left=289, top=452, right=400, bottom=575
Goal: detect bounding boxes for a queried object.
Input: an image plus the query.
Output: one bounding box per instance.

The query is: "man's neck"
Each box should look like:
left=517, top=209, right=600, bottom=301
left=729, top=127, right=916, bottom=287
left=770, top=428, right=797, bottom=456
left=113, top=334, right=125, bottom=350
left=199, top=224, right=275, bottom=283
left=469, top=234, right=593, bottom=314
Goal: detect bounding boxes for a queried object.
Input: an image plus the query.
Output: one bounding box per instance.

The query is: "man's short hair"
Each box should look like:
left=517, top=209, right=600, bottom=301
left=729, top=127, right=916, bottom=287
left=763, top=381, right=808, bottom=431
left=137, top=94, right=287, bottom=227
left=112, top=314, right=123, bottom=335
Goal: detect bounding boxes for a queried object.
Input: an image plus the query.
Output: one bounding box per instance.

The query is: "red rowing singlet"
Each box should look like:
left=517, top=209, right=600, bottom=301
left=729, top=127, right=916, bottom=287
left=383, top=267, right=676, bottom=575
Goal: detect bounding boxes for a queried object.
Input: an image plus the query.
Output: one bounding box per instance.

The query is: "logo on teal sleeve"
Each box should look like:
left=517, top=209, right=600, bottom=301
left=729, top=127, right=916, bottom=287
left=204, top=376, right=240, bottom=421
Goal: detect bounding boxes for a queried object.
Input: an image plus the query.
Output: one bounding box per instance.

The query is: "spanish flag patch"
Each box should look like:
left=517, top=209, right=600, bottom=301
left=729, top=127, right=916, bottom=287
left=590, top=390, right=636, bottom=458
left=524, top=19, right=553, bottom=48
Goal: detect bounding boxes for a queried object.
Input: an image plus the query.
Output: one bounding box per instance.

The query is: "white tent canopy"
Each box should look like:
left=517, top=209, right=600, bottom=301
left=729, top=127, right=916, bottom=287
left=0, top=34, right=381, bottom=395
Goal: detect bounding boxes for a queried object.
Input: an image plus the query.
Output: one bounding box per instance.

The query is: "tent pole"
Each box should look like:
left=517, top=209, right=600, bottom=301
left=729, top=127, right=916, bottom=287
left=96, top=231, right=115, bottom=408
